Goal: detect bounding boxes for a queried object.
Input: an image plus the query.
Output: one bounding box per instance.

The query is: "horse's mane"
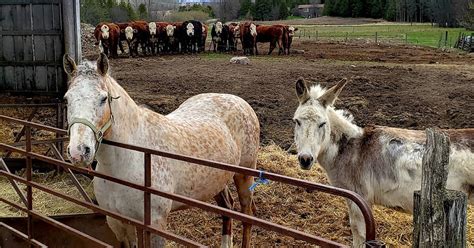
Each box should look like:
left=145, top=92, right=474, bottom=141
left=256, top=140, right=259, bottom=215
left=308, top=84, right=356, bottom=125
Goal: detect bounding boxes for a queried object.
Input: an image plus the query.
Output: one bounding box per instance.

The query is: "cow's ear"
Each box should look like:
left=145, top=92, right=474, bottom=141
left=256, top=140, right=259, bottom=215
left=133, top=29, right=138, bottom=33
left=173, top=26, right=176, bottom=30
left=63, top=54, right=77, bottom=78
left=97, top=53, right=109, bottom=76
left=121, top=29, right=125, bottom=33
left=294, top=28, right=299, bottom=31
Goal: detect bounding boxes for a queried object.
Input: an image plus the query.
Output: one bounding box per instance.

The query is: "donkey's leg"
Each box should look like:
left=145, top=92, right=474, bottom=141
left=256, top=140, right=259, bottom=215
left=234, top=173, right=254, bottom=248
left=347, top=200, right=368, bottom=247
left=214, top=186, right=235, bottom=248
left=148, top=216, right=168, bottom=248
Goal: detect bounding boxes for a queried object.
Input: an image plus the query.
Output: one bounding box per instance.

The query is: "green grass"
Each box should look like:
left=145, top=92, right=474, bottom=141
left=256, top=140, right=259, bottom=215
left=286, top=15, right=305, bottom=20
left=294, top=23, right=471, bottom=48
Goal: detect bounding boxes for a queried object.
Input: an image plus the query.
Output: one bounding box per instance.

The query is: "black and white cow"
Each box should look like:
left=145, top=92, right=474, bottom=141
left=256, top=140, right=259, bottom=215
left=181, top=20, right=203, bottom=53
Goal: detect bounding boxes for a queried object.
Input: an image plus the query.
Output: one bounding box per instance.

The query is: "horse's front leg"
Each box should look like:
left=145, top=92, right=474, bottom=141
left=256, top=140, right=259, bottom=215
left=347, top=200, right=369, bottom=247
left=214, top=186, right=235, bottom=248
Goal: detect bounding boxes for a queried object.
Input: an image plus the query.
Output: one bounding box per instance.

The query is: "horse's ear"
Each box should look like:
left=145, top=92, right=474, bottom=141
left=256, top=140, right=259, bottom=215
left=97, top=53, right=109, bottom=76
left=63, top=54, right=77, bottom=78
left=295, top=77, right=309, bottom=104
left=318, top=78, right=348, bottom=107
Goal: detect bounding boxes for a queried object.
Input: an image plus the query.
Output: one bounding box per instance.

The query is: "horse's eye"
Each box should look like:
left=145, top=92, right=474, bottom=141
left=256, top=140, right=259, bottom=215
left=100, top=96, right=108, bottom=105
left=293, top=119, right=301, bottom=126
left=319, top=122, right=327, bottom=128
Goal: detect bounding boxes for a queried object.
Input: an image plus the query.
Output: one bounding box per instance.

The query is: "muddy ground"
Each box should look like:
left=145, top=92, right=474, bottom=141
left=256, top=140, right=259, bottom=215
left=85, top=40, right=474, bottom=149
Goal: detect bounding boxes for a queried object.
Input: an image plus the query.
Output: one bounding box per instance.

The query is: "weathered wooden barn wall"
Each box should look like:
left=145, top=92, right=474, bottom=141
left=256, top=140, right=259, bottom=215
left=0, top=0, right=80, bottom=96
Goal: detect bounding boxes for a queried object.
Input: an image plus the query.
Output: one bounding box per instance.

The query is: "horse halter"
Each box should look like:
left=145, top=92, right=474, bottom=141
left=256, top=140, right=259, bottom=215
left=67, top=93, right=119, bottom=159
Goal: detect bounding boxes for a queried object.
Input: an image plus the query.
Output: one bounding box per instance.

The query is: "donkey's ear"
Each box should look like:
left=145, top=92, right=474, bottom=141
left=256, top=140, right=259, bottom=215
left=97, top=53, right=109, bottom=76
left=295, top=77, right=310, bottom=103
left=63, top=54, right=77, bottom=78
left=318, top=78, right=348, bottom=107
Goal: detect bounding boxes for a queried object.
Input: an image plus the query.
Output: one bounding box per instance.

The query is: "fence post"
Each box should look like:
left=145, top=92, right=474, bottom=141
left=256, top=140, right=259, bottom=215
left=345, top=32, right=348, bottom=42
left=406, top=33, right=408, bottom=44
left=413, top=128, right=467, bottom=248
left=316, top=30, right=318, bottom=41
left=444, top=31, right=448, bottom=47
left=375, top=32, right=378, bottom=43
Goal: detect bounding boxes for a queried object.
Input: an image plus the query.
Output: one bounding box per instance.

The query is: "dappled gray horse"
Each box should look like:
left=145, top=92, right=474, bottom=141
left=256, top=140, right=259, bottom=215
left=63, top=53, right=260, bottom=248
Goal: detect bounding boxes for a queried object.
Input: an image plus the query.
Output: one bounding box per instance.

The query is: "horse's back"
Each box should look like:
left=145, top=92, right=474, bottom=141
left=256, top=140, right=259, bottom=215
left=168, top=93, right=260, bottom=164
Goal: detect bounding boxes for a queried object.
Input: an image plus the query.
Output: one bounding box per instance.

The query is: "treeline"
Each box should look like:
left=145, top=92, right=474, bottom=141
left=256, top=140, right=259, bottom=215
left=81, top=0, right=148, bottom=25
left=238, top=0, right=312, bottom=21
left=324, top=0, right=472, bottom=27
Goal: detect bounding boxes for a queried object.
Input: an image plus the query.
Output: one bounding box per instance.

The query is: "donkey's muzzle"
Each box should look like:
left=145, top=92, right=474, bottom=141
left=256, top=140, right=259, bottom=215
left=298, top=154, right=314, bottom=170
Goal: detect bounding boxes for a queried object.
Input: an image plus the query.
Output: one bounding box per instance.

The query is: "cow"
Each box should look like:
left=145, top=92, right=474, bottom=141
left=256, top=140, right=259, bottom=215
left=256, top=25, right=285, bottom=55
left=211, top=22, right=230, bottom=52
left=201, top=24, right=208, bottom=52
left=169, top=22, right=183, bottom=53
left=94, top=22, right=121, bottom=58
left=121, top=21, right=149, bottom=57
left=282, top=25, right=298, bottom=55
left=115, top=22, right=129, bottom=54
left=240, top=22, right=257, bottom=56
left=180, top=20, right=203, bottom=53
left=228, top=22, right=240, bottom=52
left=148, top=22, right=159, bottom=55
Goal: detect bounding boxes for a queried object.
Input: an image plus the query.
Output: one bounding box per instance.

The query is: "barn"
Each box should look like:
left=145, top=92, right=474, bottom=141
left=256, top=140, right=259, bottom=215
left=0, top=0, right=81, bottom=96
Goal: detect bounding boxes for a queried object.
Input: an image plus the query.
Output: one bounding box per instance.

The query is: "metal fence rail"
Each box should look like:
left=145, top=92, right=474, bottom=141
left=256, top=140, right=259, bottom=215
left=0, top=114, right=383, bottom=247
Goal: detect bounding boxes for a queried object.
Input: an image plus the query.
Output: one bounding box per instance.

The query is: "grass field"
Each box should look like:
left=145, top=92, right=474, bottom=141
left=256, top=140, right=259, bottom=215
left=294, top=23, right=470, bottom=48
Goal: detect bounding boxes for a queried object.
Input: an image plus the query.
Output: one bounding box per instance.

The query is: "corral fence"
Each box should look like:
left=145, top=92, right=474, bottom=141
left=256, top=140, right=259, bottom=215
left=293, top=25, right=465, bottom=49
left=0, top=114, right=385, bottom=247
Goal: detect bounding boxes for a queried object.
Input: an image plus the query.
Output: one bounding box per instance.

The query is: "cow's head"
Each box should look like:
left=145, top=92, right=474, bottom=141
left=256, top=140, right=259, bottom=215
left=288, top=26, right=298, bottom=37
left=215, top=22, right=223, bottom=35
left=250, top=24, right=257, bottom=37
left=233, top=25, right=240, bottom=38
left=148, top=22, right=157, bottom=36
left=166, top=24, right=175, bottom=37
left=186, top=23, right=194, bottom=37
left=124, top=26, right=137, bottom=41
left=100, top=25, right=110, bottom=39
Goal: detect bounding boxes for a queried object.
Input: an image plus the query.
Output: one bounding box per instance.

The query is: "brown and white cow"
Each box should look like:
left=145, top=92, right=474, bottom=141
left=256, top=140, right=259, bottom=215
left=240, top=22, right=257, bottom=56
left=228, top=22, right=240, bottom=52
left=201, top=24, right=208, bottom=52
left=121, top=21, right=149, bottom=57
left=94, top=22, right=121, bottom=58
left=256, top=25, right=285, bottom=55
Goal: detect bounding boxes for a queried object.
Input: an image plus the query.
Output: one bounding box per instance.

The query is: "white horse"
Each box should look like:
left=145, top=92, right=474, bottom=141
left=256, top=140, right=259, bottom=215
left=292, top=77, right=473, bottom=247
left=63, top=53, right=260, bottom=248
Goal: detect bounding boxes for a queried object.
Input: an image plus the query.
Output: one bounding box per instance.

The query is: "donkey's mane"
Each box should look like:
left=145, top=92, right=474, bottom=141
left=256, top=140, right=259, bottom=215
left=309, top=84, right=356, bottom=125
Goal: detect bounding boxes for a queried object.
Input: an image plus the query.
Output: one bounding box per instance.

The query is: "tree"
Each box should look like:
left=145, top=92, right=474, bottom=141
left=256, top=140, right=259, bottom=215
left=279, top=1, right=290, bottom=19
left=254, top=0, right=272, bottom=20
left=80, top=0, right=110, bottom=25
left=126, top=2, right=138, bottom=21
left=240, top=0, right=253, bottom=17
left=352, top=0, right=366, bottom=17
left=138, top=4, right=148, bottom=20
left=384, top=0, right=397, bottom=20
left=323, top=0, right=335, bottom=16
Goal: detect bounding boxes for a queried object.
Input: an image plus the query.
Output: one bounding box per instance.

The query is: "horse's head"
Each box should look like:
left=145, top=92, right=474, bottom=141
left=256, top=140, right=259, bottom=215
left=63, top=53, right=114, bottom=167
left=293, top=77, right=347, bottom=170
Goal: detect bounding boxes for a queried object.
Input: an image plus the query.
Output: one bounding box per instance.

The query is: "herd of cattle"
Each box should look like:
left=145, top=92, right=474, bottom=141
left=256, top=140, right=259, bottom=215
left=94, top=20, right=299, bottom=58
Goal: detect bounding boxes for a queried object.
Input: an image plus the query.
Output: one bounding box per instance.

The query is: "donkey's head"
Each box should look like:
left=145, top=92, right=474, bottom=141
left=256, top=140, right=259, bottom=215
left=63, top=53, right=114, bottom=167
left=293, top=78, right=347, bottom=170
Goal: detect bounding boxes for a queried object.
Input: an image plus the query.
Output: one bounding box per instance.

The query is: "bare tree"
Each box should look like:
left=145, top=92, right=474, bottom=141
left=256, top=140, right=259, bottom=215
left=213, top=0, right=241, bottom=22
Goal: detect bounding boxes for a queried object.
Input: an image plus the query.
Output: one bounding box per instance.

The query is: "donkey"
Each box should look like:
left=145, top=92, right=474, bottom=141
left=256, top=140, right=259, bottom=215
left=63, top=53, right=260, bottom=248
left=292, top=77, right=473, bottom=247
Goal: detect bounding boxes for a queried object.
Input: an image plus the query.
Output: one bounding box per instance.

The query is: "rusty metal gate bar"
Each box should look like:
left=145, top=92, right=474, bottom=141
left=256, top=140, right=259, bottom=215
left=0, top=222, right=46, bottom=248
left=0, top=114, right=380, bottom=247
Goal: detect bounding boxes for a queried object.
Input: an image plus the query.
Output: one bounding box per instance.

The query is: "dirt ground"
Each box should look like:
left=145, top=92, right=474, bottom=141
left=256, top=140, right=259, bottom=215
left=86, top=39, right=474, bottom=150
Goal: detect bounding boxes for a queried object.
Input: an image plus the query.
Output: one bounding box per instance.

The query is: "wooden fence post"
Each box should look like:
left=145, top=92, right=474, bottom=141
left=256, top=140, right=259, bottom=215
left=413, top=128, right=467, bottom=248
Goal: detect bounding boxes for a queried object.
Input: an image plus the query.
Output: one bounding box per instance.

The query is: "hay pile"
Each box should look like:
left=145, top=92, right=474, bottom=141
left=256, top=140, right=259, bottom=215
left=0, top=145, right=472, bottom=247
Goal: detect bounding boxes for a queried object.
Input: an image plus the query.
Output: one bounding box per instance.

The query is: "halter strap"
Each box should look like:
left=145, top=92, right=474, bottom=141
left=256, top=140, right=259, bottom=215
left=67, top=93, right=118, bottom=160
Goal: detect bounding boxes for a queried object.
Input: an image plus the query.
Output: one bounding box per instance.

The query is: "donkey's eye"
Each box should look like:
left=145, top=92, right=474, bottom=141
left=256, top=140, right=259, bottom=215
left=100, top=96, right=107, bottom=105
left=293, top=119, right=301, bottom=126
left=319, top=122, right=327, bottom=128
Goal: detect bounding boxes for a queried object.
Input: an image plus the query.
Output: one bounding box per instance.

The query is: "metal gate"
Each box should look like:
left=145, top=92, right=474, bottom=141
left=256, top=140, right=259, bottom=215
left=0, top=0, right=80, bottom=96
